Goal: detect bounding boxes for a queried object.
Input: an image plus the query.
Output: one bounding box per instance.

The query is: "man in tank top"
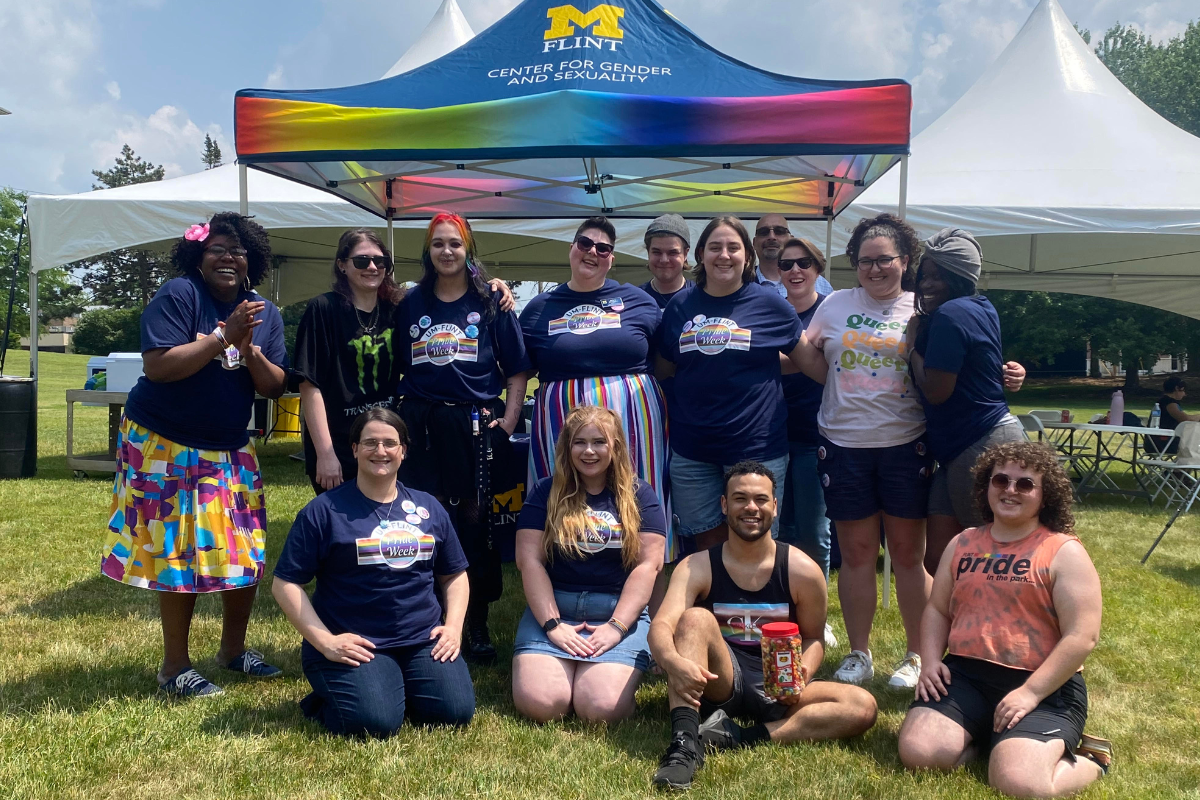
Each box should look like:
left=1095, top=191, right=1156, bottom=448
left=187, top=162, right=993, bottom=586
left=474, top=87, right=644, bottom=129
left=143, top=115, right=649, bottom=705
left=648, top=461, right=878, bottom=791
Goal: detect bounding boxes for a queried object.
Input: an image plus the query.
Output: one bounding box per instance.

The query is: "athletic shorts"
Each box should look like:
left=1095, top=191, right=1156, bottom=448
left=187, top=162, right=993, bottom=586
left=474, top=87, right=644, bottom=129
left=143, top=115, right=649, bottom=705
left=817, top=435, right=934, bottom=521
left=910, top=654, right=1087, bottom=756
left=699, top=643, right=789, bottom=724
left=928, top=419, right=1025, bottom=524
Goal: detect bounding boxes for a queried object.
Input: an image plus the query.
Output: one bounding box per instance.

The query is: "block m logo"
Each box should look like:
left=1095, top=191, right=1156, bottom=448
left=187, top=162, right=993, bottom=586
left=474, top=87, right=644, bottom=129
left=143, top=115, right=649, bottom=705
left=493, top=486, right=525, bottom=514
left=545, top=4, right=625, bottom=40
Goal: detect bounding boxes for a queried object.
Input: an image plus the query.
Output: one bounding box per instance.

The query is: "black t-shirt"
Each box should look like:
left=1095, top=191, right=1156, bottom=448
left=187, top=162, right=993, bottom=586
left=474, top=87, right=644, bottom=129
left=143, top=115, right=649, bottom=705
left=274, top=481, right=468, bottom=649
left=293, top=292, right=402, bottom=474
left=1157, top=395, right=1185, bottom=431
left=640, top=278, right=692, bottom=310
left=516, top=477, right=667, bottom=594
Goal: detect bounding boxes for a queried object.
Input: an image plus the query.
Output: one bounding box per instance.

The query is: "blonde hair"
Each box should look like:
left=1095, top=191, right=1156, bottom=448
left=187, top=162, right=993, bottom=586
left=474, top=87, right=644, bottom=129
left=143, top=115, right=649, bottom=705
left=543, top=406, right=642, bottom=569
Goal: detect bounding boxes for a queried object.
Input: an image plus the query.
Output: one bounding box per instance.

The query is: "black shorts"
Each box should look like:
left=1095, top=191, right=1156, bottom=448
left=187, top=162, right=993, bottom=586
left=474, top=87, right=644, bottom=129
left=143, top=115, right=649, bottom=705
left=699, top=643, right=789, bottom=724
left=817, top=435, right=934, bottom=521
left=910, top=654, right=1088, bottom=756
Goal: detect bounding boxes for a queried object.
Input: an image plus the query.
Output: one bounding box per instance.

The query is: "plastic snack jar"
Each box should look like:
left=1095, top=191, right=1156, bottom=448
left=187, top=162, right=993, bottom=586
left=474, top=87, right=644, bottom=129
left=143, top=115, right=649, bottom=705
left=760, top=621, right=804, bottom=700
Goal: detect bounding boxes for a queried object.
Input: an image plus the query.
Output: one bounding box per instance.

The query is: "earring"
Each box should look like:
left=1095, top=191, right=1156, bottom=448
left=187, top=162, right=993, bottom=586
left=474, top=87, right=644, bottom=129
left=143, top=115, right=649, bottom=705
left=243, top=276, right=252, bottom=291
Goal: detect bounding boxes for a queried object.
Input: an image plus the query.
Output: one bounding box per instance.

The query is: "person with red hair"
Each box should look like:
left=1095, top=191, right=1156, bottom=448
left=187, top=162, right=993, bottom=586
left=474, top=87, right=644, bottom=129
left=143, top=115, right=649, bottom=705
left=394, top=213, right=532, bottom=663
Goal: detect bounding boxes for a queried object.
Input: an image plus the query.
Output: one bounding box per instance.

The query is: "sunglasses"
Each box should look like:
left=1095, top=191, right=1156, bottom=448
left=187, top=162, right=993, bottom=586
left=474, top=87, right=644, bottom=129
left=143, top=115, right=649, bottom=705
left=204, top=245, right=248, bottom=260
left=347, top=255, right=391, bottom=271
left=779, top=257, right=817, bottom=272
left=990, top=473, right=1040, bottom=494
left=575, top=235, right=615, bottom=257
left=755, top=226, right=789, bottom=237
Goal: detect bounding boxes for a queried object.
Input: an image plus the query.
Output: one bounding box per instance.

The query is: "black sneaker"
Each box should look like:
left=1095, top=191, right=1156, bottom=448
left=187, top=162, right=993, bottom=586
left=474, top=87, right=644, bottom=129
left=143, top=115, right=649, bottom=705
left=652, top=733, right=704, bottom=791
left=465, top=624, right=498, bottom=666
left=698, top=710, right=742, bottom=752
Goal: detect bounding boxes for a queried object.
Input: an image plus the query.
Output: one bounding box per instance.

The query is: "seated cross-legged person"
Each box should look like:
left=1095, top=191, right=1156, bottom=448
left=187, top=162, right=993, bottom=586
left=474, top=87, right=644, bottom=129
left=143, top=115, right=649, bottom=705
left=649, top=462, right=878, bottom=791
left=272, top=408, right=475, bottom=737
left=512, top=405, right=667, bottom=723
left=898, top=441, right=1111, bottom=797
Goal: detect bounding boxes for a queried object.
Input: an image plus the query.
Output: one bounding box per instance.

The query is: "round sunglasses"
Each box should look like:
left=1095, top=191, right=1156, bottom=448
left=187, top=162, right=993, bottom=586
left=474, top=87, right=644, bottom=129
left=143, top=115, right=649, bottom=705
left=574, top=235, right=615, bottom=257
left=990, top=473, right=1040, bottom=494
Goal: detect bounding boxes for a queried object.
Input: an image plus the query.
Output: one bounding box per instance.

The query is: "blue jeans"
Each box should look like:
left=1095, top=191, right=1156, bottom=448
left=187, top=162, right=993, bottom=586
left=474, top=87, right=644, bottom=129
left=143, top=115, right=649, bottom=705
left=300, top=640, right=475, bottom=737
left=670, top=451, right=789, bottom=539
left=778, top=442, right=831, bottom=579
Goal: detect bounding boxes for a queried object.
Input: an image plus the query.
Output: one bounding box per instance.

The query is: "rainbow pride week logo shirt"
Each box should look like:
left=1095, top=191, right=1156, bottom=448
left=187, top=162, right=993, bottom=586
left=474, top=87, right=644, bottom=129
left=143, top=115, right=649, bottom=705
left=679, top=316, right=752, bottom=355
left=411, top=323, right=479, bottom=366
left=356, top=521, right=436, bottom=570
left=549, top=303, right=622, bottom=336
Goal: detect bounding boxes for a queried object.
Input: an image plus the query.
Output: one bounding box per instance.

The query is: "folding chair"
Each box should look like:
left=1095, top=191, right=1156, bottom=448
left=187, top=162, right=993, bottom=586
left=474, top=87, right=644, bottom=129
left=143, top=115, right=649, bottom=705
left=1028, top=409, right=1065, bottom=423
left=1141, top=422, right=1200, bottom=562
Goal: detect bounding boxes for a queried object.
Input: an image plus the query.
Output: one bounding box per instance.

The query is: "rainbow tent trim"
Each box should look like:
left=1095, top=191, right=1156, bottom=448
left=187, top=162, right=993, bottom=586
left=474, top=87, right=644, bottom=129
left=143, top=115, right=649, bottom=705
left=235, top=0, right=912, bottom=220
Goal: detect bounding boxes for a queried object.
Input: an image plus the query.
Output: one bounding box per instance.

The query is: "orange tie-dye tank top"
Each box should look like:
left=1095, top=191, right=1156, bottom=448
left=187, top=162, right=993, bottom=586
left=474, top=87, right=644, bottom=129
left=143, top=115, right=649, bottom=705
left=947, top=525, right=1080, bottom=672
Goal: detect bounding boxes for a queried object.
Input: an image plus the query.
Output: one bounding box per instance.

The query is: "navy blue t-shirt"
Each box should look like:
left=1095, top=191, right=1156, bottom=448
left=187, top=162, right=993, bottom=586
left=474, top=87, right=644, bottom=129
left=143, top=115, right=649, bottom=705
left=640, top=278, right=692, bottom=310
left=660, top=283, right=803, bottom=463
left=517, top=477, right=667, bottom=595
left=782, top=293, right=828, bottom=445
left=519, top=279, right=661, bottom=382
left=918, top=295, right=1011, bottom=462
left=396, top=288, right=532, bottom=403
left=274, top=481, right=468, bottom=649
left=123, top=275, right=286, bottom=450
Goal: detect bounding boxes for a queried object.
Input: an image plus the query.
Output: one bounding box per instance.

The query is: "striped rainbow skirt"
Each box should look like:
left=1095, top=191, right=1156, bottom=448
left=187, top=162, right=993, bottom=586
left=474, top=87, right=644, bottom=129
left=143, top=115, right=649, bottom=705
left=101, top=418, right=267, bottom=593
left=529, top=372, right=675, bottom=559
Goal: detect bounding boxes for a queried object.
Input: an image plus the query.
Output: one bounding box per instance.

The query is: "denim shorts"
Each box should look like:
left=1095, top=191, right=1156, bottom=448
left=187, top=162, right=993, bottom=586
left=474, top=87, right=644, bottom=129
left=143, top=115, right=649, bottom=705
left=669, top=451, right=789, bottom=539
left=817, top=435, right=934, bottom=521
left=513, top=589, right=651, bottom=671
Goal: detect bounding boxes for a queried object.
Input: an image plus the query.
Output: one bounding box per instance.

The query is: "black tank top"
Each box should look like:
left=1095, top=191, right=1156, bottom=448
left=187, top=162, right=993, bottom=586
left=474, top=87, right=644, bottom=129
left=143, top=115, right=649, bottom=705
left=699, top=542, right=798, bottom=653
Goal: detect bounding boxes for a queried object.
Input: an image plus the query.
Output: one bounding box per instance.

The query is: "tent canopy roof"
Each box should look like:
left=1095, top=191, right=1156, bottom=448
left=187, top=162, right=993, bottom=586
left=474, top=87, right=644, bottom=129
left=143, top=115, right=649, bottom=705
left=822, top=0, right=1200, bottom=319
left=382, top=0, right=476, bottom=79
left=234, top=0, right=911, bottom=220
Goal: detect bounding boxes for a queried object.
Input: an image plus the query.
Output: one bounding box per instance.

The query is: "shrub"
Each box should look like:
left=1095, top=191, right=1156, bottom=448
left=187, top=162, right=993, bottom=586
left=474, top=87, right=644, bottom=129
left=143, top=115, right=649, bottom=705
left=72, top=307, right=141, bottom=355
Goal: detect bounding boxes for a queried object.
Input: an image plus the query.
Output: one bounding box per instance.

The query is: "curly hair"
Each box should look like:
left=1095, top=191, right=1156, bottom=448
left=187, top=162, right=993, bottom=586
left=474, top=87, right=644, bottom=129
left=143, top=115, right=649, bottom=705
left=972, top=441, right=1075, bottom=535
left=692, top=216, right=757, bottom=289
left=845, top=213, right=921, bottom=293
left=333, top=228, right=404, bottom=306
left=172, top=212, right=272, bottom=288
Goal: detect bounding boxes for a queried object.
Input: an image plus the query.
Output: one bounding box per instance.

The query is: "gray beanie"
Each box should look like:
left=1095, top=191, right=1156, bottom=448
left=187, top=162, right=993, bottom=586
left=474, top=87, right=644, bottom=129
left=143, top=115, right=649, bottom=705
left=644, top=214, right=690, bottom=248
left=923, top=227, right=982, bottom=284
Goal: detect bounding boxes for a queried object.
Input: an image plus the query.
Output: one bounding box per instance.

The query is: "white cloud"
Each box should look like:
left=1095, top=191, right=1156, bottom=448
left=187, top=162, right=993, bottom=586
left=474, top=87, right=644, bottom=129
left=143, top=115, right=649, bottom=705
left=93, top=105, right=231, bottom=180
left=105, top=80, right=120, bottom=100
left=264, top=65, right=285, bottom=89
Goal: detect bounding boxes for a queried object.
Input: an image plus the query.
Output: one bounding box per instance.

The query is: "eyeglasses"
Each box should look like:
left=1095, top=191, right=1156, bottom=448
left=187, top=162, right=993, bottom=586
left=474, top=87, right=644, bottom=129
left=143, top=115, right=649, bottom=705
left=575, top=235, right=615, bottom=257
left=205, top=245, right=248, bottom=260
left=778, top=257, right=817, bottom=272
left=358, top=438, right=402, bottom=451
left=755, top=226, right=789, bottom=237
left=348, top=255, right=390, bottom=270
left=856, top=255, right=901, bottom=270
left=990, top=473, right=1040, bottom=494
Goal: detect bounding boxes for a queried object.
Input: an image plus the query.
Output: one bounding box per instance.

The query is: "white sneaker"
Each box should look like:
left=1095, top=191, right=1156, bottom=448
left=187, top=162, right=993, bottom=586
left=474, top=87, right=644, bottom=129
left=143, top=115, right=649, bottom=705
left=888, top=652, right=922, bottom=689
left=824, top=623, right=838, bottom=649
left=833, top=649, right=873, bottom=684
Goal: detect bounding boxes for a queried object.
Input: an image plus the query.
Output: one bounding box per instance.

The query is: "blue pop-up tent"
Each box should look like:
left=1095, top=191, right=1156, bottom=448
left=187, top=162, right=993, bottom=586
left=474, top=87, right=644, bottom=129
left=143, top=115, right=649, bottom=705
left=235, top=0, right=912, bottom=230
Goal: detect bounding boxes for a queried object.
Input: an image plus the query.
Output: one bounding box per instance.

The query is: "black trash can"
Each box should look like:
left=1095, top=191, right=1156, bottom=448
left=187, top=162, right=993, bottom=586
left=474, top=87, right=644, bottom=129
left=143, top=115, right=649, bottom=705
left=0, top=376, right=37, bottom=478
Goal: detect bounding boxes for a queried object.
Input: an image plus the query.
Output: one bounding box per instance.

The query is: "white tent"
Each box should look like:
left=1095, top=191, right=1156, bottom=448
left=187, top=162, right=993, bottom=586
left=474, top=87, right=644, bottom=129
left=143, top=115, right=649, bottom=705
left=381, top=0, right=476, bottom=79
left=818, top=0, right=1200, bottom=319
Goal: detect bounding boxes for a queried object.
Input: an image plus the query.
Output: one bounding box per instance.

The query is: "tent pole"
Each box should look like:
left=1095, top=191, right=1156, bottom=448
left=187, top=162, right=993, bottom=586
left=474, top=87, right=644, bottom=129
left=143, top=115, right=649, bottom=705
left=898, top=155, right=909, bottom=220
left=28, top=266, right=38, bottom=381
left=824, top=217, right=833, bottom=264
left=387, top=213, right=394, bottom=261
left=239, top=164, right=248, bottom=216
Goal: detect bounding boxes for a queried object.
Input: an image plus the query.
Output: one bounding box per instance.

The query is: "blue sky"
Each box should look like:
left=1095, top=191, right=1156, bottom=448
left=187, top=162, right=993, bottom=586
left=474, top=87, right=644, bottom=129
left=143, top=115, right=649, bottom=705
left=1, top=0, right=1195, bottom=196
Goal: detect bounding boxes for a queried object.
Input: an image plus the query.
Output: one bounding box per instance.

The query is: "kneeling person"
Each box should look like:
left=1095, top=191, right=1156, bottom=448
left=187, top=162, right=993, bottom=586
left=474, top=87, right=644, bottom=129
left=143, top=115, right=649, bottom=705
left=649, top=462, right=878, bottom=790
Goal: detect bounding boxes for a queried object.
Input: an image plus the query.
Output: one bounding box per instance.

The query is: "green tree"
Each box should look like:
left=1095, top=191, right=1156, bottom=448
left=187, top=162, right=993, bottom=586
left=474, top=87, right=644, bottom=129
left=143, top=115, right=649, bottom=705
left=71, top=307, right=141, bottom=356
left=1096, top=21, right=1200, bottom=137
left=75, top=145, right=172, bottom=308
left=202, top=133, right=223, bottom=170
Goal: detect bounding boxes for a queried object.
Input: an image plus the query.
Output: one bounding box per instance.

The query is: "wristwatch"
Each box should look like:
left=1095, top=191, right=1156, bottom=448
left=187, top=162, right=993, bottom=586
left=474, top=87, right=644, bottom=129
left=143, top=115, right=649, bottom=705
left=541, top=617, right=562, bottom=634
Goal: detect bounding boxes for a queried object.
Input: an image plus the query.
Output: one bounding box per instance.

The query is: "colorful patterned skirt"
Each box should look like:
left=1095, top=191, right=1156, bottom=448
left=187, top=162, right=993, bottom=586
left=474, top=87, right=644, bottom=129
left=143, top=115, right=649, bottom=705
left=529, top=372, right=675, bottom=559
left=101, top=418, right=267, bottom=593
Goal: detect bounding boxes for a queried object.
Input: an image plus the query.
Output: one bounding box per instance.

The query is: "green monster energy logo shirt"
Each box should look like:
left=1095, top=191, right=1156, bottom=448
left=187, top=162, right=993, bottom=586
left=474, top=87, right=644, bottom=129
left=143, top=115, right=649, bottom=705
left=293, top=292, right=401, bottom=474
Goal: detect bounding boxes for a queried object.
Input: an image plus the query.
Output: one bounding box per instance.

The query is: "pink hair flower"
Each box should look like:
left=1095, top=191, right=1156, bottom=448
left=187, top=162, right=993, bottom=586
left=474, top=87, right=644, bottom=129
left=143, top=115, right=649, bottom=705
left=184, top=223, right=210, bottom=242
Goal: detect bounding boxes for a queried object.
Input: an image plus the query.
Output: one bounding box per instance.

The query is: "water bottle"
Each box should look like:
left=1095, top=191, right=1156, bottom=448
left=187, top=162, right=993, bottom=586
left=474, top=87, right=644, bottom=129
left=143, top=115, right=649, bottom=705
left=1150, top=403, right=1161, bottom=428
left=1108, top=390, right=1124, bottom=426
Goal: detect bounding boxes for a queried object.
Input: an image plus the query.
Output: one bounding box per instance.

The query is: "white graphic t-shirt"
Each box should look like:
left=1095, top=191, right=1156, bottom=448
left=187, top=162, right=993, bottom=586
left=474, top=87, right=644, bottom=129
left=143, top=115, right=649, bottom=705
left=805, top=287, right=925, bottom=448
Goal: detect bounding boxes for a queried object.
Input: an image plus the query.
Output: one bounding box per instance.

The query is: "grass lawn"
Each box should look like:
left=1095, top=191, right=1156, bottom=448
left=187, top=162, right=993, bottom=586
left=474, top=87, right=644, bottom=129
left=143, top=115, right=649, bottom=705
left=1, top=353, right=1198, bottom=799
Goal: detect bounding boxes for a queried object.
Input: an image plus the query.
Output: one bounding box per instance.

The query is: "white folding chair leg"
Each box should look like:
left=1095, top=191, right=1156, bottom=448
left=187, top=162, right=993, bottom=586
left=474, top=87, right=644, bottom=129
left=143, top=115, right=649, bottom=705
left=882, top=543, right=892, bottom=609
